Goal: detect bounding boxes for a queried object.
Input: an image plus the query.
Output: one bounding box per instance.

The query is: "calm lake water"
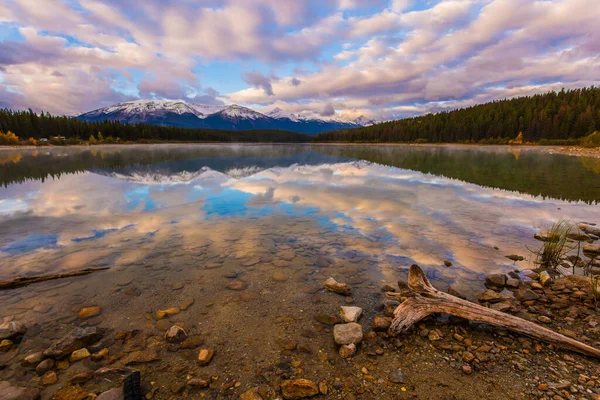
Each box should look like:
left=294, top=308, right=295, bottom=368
left=0, top=144, right=599, bottom=396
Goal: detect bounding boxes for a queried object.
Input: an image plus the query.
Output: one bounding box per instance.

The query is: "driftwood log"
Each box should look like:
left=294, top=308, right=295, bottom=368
left=0, top=267, right=109, bottom=290
left=390, top=264, right=600, bottom=358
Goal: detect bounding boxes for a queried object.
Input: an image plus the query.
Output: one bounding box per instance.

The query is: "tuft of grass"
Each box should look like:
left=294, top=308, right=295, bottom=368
left=533, top=219, right=575, bottom=269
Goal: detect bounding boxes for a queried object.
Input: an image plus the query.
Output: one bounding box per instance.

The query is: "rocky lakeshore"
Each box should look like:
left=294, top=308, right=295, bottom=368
left=0, top=222, right=599, bottom=400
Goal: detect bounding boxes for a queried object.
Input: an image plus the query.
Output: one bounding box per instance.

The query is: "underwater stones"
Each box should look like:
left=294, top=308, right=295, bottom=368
left=155, top=308, right=180, bottom=320
left=165, top=325, right=188, bottom=343
left=539, top=271, right=552, bottom=287
left=52, top=385, right=96, bottom=400
left=514, top=288, right=540, bottom=302
left=78, top=306, right=101, bottom=319
left=279, top=250, right=296, bottom=262
left=43, top=327, right=104, bottom=359
left=534, top=232, right=559, bottom=241
left=226, top=280, right=248, bottom=291
left=36, top=359, right=55, bottom=376
left=91, top=348, right=109, bottom=361
left=155, top=319, right=172, bottom=331
left=180, top=297, right=195, bottom=310
left=120, top=349, right=160, bottom=365
left=22, top=351, right=43, bottom=367
left=339, top=306, right=363, bottom=323
left=187, top=377, right=210, bottom=389
left=389, top=368, right=407, bottom=384
left=0, top=381, right=40, bottom=400
left=280, top=379, right=319, bottom=399
left=324, top=277, right=352, bottom=296
left=0, top=321, right=26, bottom=340
left=506, top=254, right=525, bottom=262
left=506, top=278, right=520, bottom=288
left=197, top=348, right=214, bottom=366
left=96, top=387, right=124, bottom=400
left=583, top=244, right=600, bottom=255
left=372, top=315, right=393, bottom=331
left=477, top=289, right=508, bottom=303
left=41, top=370, right=57, bottom=385
left=338, top=343, right=356, bottom=359
left=448, top=286, right=466, bottom=299
left=70, top=348, right=90, bottom=362
left=272, top=270, right=289, bottom=282
left=333, top=323, right=363, bottom=345
left=444, top=260, right=453, bottom=267
left=485, top=274, right=507, bottom=289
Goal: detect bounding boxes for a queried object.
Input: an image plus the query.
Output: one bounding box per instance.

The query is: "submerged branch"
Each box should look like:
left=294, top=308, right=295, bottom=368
left=0, top=267, right=110, bottom=290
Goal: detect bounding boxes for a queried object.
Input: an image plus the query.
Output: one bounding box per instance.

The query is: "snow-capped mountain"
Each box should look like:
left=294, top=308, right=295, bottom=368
left=79, top=100, right=370, bottom=134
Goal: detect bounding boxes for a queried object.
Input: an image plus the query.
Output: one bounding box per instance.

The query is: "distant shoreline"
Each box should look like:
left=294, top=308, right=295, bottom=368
left=0, top=142, right=599, bottom=158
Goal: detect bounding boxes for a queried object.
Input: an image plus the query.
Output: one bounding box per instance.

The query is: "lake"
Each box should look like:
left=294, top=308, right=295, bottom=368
left=0, top=144, right=599, bottom=397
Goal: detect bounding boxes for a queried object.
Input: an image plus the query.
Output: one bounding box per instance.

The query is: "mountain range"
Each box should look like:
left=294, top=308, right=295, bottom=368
left=79, top=100, right=374, bottom=134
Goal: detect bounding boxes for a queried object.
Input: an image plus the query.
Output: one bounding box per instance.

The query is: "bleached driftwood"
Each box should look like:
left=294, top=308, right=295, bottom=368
left=390, top=264, right=600, bottom=358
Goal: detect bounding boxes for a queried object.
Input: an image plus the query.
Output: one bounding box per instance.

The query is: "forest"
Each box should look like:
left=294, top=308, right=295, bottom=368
left=0, top=109, right=311, bottom=144
left=316, top=87, right=600, bottom=144
left=1, top=87, right=600, bottom=145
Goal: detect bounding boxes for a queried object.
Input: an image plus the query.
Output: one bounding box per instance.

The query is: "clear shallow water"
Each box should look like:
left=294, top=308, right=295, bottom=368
left=0, top=144, right=599, bottom=395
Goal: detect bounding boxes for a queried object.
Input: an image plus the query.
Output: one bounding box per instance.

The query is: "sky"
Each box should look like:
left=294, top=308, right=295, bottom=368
left=1, top=0, right=599, bottom=121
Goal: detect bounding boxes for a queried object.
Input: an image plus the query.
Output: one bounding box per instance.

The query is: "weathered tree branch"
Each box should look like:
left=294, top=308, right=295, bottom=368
left=390, top=264, right=600, bottom=358
left=0, top=267, right=109, bottom=290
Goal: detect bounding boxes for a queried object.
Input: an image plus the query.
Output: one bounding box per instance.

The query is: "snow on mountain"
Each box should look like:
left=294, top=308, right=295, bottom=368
left=353, top=116, right=376, bottom=126
left=79, top=100, right=373, bottom=134
left=264, top=107, right=299, bottom=122
left=217, top=105, right=268, bottom=120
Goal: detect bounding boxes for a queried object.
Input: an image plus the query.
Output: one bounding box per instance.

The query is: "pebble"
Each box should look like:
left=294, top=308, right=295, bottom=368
left=187, top=377, right=210, bottom=388
left=41, top=371, right=57, bottom=385
left=389, top=368, right=407, bottom=383
left=78, top=306, right=101, bottom=319
left=272, top=270, right=289, bottom=282
left=36, top=359, right=55, bottom=376
left=324, top=277, right=352, bottom=296
left=372, top=315, right=393, bottom=331
left=0, top=321, right=26, bottom=340
left=280, top=378, right=319, bottom=399
left=333, top=323, right=363, bottom=345
left=180, top=297, right=195, bottom=310
left=339, top=306, right=363, bottom=323
left=226, top=280, right=248, bottom=290
left=91, top=348, right=109, bottom=360
left=339, top=343, right=356, bottom=359
left=197, top=348, right=215, bottom=366
left=120, top=350, right=160, bottom=365
left=165, top=325, right=188, bottom=343
left=70, top=348, right=90, bottom=362
left=155, top=307, right=180, bottom=320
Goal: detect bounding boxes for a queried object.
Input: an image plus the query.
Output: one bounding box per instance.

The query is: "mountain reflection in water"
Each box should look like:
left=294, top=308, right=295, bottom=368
left=0, top=144, right=599, bottom=296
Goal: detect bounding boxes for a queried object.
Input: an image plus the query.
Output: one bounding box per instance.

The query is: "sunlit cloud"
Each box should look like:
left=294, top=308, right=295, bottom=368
left=0, top=0, right=598, bottom=120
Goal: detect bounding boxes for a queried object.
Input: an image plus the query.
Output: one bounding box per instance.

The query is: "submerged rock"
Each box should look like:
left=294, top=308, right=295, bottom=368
left=339, top=306, right=363, bottom=323
left=477, top=289, right=507, bottom=303
left=120, top=350, right=160, bottom=365
left=197, top=348, right=214, bottom=366
left=372, top=315, right=393, bottom=331
left=485, top=274, right=507, bottom=288
left=324, top=277, right=352, bottom=296
left=280, top=379, right=319, bottom=399
left=0, top=321, right=26, bottom=340
left=333, top=323, right=363, bottom=345
left=0, top=381, right=40, bottom=400
left=36, top=359, right=54, bottom=376
left=534, top=232, right=558, bottom=242
left=78, top=306, right=101, bottom=319
left=43, top=327, right=104, bottom=359
left=339, top=343, right=356, bottom=359
left=584, top=244, right=600, bottom=255
left=70, top=348, right=90, bottom=362
left=514, top=288, right=540, bottom=302
left=165, top=325, right=188, bottom=343
left=155, top=307, right=180, bottom=320
left=52, top=386, right=97, bottom=400
left=389, top=368, right=407, bottom=383
left=539, top=270, right=552, bottom=287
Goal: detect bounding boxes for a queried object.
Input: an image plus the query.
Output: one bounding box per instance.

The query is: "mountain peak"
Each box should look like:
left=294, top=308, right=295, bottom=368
left=79, top=99, right=372, bottom=134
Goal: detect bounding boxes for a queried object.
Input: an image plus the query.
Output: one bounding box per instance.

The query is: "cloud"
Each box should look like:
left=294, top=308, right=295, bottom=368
left=320, top=103, right=335, bottom=117
left=242, top=72, right=275, bottom=96
left=0, top=0, right=599, bottom=120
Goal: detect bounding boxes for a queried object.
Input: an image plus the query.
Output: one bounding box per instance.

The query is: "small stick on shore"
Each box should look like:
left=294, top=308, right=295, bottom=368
left=0, top=267, right=109, bottom=290
left=390, top=264, right=600, bottom=359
